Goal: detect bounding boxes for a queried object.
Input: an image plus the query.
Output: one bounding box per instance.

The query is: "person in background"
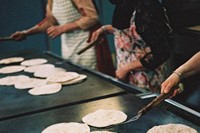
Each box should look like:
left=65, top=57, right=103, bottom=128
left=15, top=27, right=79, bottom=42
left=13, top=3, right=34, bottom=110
left=90, top=0, right=172, bottom=92
left=161, top=51, right=200, bottom=96
left=10, top=0, right=115, bottom=76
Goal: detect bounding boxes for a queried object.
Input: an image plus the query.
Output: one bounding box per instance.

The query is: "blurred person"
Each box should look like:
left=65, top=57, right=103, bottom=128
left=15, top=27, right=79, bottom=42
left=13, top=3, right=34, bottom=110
left=11, top=0, right=115, bottom=76
left=90, top=0, right=172, bottom=92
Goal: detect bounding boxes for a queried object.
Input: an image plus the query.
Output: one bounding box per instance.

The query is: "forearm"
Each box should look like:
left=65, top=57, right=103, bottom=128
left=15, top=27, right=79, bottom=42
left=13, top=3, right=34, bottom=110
left=62, top=22, right=79, bottom=33
left=25, top=18, right=53, bottom=36
left=174, top=52, right=200, bottom=79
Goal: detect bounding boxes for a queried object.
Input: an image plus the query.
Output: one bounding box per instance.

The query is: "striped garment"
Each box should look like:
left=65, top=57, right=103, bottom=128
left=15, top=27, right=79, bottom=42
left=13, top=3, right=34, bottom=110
left=52, top=0, right=96, bottom=69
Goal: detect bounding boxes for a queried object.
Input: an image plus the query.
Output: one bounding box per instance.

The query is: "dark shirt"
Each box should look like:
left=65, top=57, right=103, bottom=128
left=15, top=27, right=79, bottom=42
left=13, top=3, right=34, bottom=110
left=110, top=0, right=173, bottom=70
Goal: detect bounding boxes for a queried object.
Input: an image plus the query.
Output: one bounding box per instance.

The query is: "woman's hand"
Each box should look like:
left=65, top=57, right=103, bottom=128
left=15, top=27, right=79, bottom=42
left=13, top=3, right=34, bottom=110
left=90, top=26, right=105, bottom=43
left=161, top=72, right=182, bottom=97
left=116, top=63, right=132, bottom=80
left=47, top=25, right=65, bottom=38
left=11, top=31, right=27, bottom=41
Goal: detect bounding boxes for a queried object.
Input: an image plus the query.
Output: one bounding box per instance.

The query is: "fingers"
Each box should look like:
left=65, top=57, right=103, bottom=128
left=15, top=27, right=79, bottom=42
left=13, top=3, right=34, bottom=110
left=11, top=31, right=26, bottom=41
left=47, top=26, right=60, bottom=38
left=90, top=31, right=100, bottom=42
left=161, top=80, right=173, bottom=94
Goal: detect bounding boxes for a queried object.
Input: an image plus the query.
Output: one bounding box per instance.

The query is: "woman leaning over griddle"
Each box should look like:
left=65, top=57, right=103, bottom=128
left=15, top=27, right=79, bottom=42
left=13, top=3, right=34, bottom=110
left=90, top=0, right=173, bottom=92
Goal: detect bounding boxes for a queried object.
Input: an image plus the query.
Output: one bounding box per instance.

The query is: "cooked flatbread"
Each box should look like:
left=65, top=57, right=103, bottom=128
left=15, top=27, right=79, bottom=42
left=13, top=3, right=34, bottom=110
left=0, top=57, right=24, bottom=64
left=14, top=78, right=47, bottom=89
left=61, top=74, right=87, bottom=85
left=47, top=72, right=79, bottom=83
left=24, top=64, right=55, bottom=73
left=90, top=131, right=116, bottom=133
left=33, top=67, right=66, bottom=78
left=42, top=122, right=90, bottom=133
left=28, top=83, right=62, bottom=96
left=20, top=58, right=47, bottom=66
left=82, top=109, right=127, bottom=128
left=147, top=124, right=198, bottom=133
left=0, top=75, right=29, bottom=86
left=0, top=65, right=26, bottom=74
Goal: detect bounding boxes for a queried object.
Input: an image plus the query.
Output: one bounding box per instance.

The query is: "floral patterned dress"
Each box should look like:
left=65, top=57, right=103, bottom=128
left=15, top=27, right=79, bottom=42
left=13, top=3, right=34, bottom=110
left=114, top=12, right=166, bottom=92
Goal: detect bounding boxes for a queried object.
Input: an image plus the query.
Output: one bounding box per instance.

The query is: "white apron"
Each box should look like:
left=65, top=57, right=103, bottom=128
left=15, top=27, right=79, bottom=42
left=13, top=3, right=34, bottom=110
left=52, top=0, right=96, bottom=69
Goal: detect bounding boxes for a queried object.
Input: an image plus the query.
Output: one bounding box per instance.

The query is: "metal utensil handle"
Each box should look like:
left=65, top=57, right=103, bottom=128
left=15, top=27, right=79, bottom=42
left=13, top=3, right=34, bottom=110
left=138, top=87, right=175, bottom=115
left=76, top=35, right=105, bottom=55
left=0, top=37, right=13, bottom=42
left=77, top=41, right=98, bottom=55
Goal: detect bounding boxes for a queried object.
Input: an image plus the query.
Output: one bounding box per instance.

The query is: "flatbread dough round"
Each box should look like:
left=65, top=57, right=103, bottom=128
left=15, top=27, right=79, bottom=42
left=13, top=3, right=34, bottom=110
left=82, top=109, right=127, bottom=128
left=34, top=67, right=66, bottom=78
left=0, top=75, right=29, bottom=86
left=14, top=78, right=47, bottom=89
left=24, top=64, right=55, bottom=73
left=28, top=83, right=62, bottom=96
left=0, top=57, right=24, bottom=64
left=42, top=122, right=90, bottom=133
left=20, top=58, right=47, bottom=66
left=47, top=72, right=79, bottom=83
left=61, top=74, right=87, bottom=85
left=0, top=65, right=26, bottom=74
left=147, top=124, right=198, bottom=133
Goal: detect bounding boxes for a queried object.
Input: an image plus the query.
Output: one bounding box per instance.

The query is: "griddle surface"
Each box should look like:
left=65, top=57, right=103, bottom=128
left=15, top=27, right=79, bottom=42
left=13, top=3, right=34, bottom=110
left=0, top=51, right=128, bottom=120
left=0, top=94, right=199, bottom=133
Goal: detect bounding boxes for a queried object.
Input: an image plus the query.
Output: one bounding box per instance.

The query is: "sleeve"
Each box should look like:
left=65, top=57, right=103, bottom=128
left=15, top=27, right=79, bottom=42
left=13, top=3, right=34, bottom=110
left=139, top=35, right=171, bottom=70
left=45, top=0, right=57, bottom=25
left=72, top=0, right=99, bottom=30
left=137, top=0, right=172, bottom=70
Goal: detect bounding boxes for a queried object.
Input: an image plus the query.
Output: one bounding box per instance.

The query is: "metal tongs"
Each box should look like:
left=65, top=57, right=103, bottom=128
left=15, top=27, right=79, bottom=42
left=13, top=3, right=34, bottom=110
left=98, top=87, right=177, bottom=129
left=0, top=36, right=13, bottom=42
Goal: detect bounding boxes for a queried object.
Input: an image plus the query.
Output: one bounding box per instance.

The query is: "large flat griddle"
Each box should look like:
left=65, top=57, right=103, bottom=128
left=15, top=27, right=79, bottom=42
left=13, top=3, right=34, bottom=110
left=0, top=94, right=199, bottom=133
left=0, top=50, right=143, bottom=121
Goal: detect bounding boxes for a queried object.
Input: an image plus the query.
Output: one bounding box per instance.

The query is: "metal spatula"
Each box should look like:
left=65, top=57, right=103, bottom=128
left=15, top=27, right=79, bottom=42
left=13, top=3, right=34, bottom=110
left=0, top=37, right=13, bottom=42
left=98, top=88, right=176, bottom=129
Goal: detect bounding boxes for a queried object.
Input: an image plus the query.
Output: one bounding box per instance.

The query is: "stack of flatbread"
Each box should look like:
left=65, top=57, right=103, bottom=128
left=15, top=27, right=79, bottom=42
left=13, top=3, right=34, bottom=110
left=0, top=57, right=87, bottom=96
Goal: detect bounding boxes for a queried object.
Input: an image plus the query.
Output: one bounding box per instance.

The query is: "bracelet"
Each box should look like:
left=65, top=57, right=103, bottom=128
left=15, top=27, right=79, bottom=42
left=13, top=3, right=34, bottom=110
left=173, top=71, right=182, bottom=81
left=101, top=26, right=107, bottom=33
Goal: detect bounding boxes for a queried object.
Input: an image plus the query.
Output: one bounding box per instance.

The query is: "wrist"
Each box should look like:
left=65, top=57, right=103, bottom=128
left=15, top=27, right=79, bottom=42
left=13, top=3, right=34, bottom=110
left=173, top=71, right=182, bottom=82
left=101, top=26, right=108, bottom=34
